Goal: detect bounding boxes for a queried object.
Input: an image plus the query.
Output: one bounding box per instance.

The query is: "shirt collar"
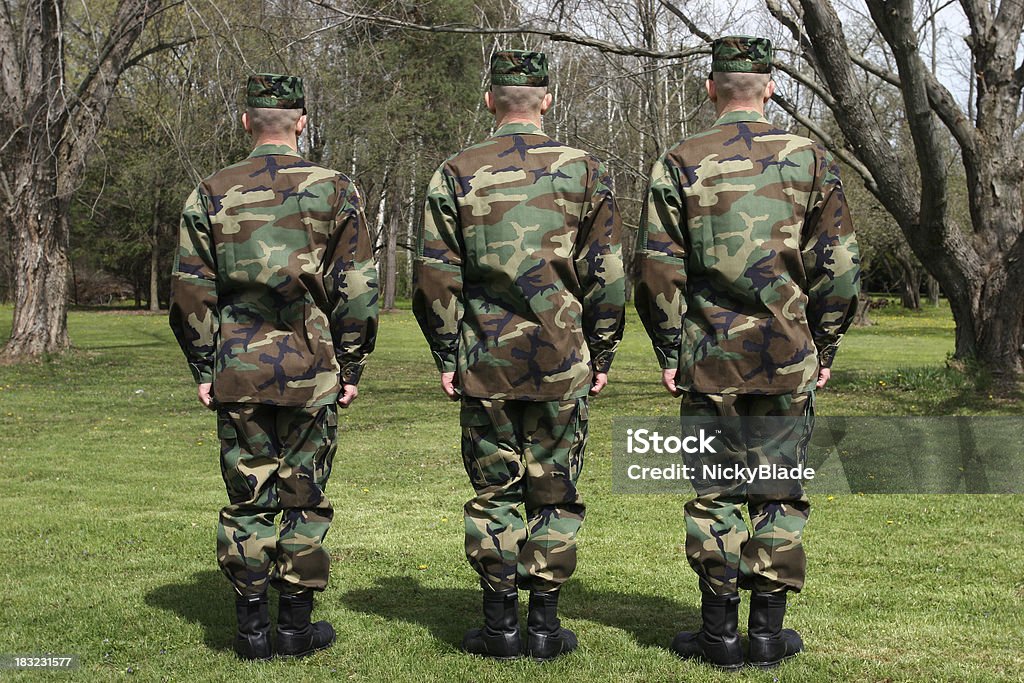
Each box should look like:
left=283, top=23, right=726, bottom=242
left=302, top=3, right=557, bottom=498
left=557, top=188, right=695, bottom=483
left=714, top=109, right=770, bottom=126
left=492, top=122, right=546, bottom=137
left=248, top=143, right=301, bottom=158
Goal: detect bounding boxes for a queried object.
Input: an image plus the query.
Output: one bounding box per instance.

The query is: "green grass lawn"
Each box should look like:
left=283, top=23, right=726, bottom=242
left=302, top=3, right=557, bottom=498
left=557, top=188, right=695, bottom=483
left=0, top=302, right=1021, bottom=682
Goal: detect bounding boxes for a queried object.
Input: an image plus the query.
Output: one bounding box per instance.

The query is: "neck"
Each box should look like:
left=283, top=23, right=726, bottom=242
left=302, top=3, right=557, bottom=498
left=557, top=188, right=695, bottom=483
left=715, top=101, right=765, bottom=117
left=494, top=112, right=543, bottom=129
left=252, top=135, right=298, bottom=151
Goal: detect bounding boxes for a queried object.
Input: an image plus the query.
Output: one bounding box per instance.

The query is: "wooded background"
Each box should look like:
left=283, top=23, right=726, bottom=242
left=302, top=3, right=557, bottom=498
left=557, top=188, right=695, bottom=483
left=1, top=0, right=1022, bottom=382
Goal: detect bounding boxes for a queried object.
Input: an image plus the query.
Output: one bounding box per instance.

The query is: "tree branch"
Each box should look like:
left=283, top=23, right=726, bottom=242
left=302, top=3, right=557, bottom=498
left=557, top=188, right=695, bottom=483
left=657, top=0, right=713, bottom=43
left=773, top=60, right=837, bottom=108
left=867, top=0, right=950, bottom=188
left=771, top=91, right=877, bottom=193
left=796, top=0, right=916, bottom=227
left=850, top=52, right=901, bottom=87
left=123, top=35, right=202, bottom=71
left=309, top=0, right=706, bottom=60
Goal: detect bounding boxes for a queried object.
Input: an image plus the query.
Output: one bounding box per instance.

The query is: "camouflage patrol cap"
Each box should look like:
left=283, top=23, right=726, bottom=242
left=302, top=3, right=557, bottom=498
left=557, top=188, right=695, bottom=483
left=245, top=73, right=306, bottom=110
left=490, top=50, right=549, bottom=87
left=711, top=36, right=772, bottom=74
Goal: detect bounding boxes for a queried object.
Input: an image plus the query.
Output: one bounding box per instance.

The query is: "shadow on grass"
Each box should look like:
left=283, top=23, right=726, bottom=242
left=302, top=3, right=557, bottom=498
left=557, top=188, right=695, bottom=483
left=341, top=575, right=698, bottom=650
left=145, top=570, right=234, bottom=652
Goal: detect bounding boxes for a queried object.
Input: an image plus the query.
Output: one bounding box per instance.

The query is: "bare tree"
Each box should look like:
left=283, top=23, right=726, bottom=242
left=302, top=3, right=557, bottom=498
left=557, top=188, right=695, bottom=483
left=0, top=0, right=170, bottom=358
left=765, top=0, right=1023, bottom=382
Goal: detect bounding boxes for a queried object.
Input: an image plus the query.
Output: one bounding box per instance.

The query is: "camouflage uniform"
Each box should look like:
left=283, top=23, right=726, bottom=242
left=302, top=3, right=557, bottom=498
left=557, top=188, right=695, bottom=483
left=634, top=39, right=860, bottom=595
left=413, top=52, right=625, bottom=593
left=169, top=74, right=379, bottom=596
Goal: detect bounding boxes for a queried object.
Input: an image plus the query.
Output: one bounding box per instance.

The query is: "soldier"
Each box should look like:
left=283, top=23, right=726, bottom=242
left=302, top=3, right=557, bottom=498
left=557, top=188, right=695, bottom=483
left=169, top=74, right=379, bottom=660
left=634, top=37, right=860, bottom=669
left=413, top=50, right=625, bottom=661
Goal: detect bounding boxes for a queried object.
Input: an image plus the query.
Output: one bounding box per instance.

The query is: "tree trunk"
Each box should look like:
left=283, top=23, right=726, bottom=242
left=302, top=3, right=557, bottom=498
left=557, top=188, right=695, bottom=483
left=4, top=169, right=71, bottom=356
left=853, top=297, right=873, bottom=326
left=149, top=194, right=161, bottom=312
left=382, top=193, right=399, bottom=311
left=966, top=176, right=1024, bottom=382
left=926, top=275, right=940, bottom=306
left=3, top=130, right=71, bottom=358
left=896, top=254, right=921, bottom=310
left=149, top=240, right=160, bottom=311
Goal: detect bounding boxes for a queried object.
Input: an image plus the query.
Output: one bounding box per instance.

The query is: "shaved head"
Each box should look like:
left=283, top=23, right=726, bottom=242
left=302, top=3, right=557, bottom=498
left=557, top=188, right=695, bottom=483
left=245, top=106, right=303, bottom=137
left=709, top=72, right=773, bottom=107
left=487, top=85, right=550, bottom=117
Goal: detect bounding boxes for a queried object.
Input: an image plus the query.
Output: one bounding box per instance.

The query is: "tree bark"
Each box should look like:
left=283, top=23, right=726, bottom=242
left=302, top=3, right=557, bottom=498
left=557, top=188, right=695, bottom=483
left=149, top=193, right=161, bottom=312
left=382, top=189, right=399, bottom=312
left=895, top=251, right=921, bottom=310
left=926, top=275, right=940, bottom=306
left=6, top=157, right=71, bottom=354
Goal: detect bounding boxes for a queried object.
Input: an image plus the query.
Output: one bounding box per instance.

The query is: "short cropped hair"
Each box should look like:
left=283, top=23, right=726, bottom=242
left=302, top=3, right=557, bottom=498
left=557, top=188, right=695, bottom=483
left=490, top=84, right=547, bottom=115
left=711, top=72, right=771, bottom=105
left=246, top=106, right=302, bottom=136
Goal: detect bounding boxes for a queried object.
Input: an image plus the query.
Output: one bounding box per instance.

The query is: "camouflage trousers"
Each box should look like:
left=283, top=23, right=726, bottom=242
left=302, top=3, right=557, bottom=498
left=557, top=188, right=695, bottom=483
left=460, top=397, right=588, bottom=592
left=680, top=392, right=814, bottom=595
left=216, top=403, right=337, bottom=596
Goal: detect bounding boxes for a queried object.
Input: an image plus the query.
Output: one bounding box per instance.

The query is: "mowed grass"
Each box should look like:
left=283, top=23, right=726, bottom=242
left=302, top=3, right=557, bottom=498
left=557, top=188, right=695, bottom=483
left=0, top=302, right=1021, bottom=682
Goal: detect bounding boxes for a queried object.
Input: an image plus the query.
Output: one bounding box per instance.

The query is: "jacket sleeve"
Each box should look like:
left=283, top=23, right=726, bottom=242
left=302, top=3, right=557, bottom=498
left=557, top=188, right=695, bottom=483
left=575, top=160, right=625, bottom=374
left=412, top=165, right=464, bottom=374
left=633, top=154, right=688, bottom=370
left=324, top=179, right=379, bottom=385
left=168, top=186, right=219, bottom=384
left=801, top=151, right=861, bottom=369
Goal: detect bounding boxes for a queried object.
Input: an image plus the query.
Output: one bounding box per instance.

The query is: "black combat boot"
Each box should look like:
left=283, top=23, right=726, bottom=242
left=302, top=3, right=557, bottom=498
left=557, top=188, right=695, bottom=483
left=747, top=591, right=803, bottom=668
left=526, top=589, right=578, bottom=661
left=670, top=591, right=743, bottom=671
left=276, top=590, right=336, bottom=658
left=233, top=593, right=272, bottom=661
left=461, top=588, right=521, bottom=660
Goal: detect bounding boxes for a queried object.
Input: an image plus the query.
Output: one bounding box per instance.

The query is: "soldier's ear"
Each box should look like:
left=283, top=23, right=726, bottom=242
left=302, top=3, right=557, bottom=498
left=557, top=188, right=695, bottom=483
left=295, top=114, right=308, bottom=136
left=540, top=91, right=554, bottom=115
left=241, top=111, right=252, bottom=134
left=764, top=79, right=776, bottom=103
left=706, top=78, right=717, bottom=102
left=484, top=90, right=496, bottom=114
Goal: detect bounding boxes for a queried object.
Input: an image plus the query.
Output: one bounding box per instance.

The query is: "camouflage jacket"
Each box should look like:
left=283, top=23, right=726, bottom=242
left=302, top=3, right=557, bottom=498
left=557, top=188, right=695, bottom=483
left=169, top=143, right=379, bottom=407
left=413, top=122, right=626, bottom=401
left=634, top=110, right=860, bottom=395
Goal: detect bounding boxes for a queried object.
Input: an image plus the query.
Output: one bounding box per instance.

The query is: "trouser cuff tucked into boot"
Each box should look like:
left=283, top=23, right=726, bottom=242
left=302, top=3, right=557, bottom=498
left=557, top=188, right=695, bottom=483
left=276, top=589, right=336, bottom=658
left=526, top=588, right=578, bottom=661
left=670, top=591, right=743, bottom=670
left=233, top=593, right=272, bottom=661
left=748, top=590, right=803, bottom=668
left=461, top=588, right=521, bottom=660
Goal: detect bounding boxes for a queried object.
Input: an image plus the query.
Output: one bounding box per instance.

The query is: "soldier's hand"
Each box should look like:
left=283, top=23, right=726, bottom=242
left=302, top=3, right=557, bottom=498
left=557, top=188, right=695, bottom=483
left=197, top=382, right=215, bottom=410
left=338, top=383, right=359, bottom=408
left=590, top=372, right=608, bottom=396
left=441, top=372, right=459, bottom=401
left=816, top=367, right=831, bottom=389
left=662, top=369, right=683, bottom=397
